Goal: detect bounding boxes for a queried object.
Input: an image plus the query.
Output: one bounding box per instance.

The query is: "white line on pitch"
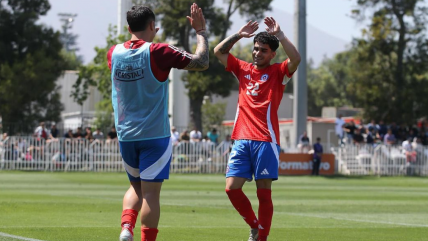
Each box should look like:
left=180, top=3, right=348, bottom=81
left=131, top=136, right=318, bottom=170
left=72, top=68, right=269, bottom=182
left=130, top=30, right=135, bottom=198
left=0, top=232, right=46, bottom=241
left=283, top=212, right=428, bottom=228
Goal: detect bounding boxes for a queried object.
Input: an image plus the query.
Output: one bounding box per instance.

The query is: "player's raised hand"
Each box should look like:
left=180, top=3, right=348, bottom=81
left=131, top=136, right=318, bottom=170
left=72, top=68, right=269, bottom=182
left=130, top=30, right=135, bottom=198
left=187, top=3, right=206, bottom=33
left=264, top=17, right=281, bottom=36
left=238, top=20, right=259, bottom=38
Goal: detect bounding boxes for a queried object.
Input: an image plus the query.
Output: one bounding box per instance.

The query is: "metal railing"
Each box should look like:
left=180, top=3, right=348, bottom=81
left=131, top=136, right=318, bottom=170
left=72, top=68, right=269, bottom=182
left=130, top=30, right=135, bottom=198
left=0, top=136, right=230, bottom=174
left=335, top=144, right=428, bottom=176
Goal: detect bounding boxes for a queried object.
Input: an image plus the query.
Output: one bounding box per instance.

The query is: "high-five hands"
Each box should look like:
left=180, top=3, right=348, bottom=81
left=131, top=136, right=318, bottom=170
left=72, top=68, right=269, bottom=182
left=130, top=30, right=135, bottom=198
left=187, top=3, right=206, bottom=33
left=264, top=17, right=285, bottom=40
left=238, top=20, right=259, bottom=38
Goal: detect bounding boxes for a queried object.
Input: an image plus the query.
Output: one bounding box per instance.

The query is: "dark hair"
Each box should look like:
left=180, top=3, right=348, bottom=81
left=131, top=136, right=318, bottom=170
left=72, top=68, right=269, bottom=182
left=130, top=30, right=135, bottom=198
left=127, top=5, right=155, bottom=32
left=253, top=32, right=279, bottom=51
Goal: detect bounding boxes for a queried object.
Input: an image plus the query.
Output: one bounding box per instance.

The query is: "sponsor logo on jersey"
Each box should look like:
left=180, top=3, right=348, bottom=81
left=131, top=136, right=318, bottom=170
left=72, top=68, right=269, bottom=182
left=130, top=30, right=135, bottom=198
left=115, top=58, right=145, bottom=82
left=260, top=74, right=269, bottom=82
left=244, top=74, right=251, bottom=80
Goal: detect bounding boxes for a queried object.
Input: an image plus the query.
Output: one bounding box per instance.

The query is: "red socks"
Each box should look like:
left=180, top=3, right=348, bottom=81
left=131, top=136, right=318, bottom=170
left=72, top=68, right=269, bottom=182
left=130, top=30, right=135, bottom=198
left=141, top=227, right=158, bottom=241
left=257, top=189, right=273, bottom=239
left=121, top=209, right=138, bottom=236
left=225, top=189, right=259, bottom=229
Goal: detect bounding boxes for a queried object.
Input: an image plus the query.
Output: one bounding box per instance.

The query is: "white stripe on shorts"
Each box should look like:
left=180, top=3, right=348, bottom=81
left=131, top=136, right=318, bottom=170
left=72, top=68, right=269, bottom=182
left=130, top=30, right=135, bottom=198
left=270, top=142, right=279, bottom=166
left=140, top=138, right=172, bottom=180
left=122, top=160, right=140, bottom=178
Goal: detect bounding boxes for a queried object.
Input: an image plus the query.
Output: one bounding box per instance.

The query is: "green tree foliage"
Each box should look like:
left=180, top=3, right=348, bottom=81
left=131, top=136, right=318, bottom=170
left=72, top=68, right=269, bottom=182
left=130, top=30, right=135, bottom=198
left=350, top=0, right=428, bottom=123
left=307, top=0, right=428, bottom=123
left=201, top=99, right=226, bottom=134
left=0, top=0, right=66, bottom=134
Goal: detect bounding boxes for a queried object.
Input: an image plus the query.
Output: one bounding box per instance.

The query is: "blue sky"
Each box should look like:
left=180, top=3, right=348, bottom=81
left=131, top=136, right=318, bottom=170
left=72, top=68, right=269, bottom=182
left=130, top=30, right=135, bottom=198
left=36, top=0, right=380, bottom=64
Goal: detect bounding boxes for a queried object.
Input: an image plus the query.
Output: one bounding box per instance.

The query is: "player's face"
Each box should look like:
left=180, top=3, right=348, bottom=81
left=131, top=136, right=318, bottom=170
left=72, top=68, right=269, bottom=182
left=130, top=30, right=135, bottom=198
left=252, top=42, right=276, bottom=69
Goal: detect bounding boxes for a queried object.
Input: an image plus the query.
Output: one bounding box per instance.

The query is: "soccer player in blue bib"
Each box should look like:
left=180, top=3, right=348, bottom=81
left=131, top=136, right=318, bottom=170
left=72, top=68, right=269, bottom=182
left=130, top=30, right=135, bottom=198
left=107, top=3, right=208, bottom=241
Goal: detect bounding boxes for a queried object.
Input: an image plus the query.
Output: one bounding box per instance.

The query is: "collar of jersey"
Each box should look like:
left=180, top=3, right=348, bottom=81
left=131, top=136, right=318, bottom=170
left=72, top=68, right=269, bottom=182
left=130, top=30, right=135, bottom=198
left=124, top=39, right=146, bottom=49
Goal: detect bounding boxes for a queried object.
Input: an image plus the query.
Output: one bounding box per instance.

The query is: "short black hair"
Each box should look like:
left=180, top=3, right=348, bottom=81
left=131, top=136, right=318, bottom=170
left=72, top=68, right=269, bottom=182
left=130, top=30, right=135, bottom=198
left=253, top=32, right=279, bottom=51
left=127, top=5, right=155, bottom=32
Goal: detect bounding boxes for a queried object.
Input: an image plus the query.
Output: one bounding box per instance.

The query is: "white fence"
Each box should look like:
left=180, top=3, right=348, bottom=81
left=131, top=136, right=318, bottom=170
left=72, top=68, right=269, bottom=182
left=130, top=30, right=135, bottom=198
left=335, top=144, right=428, bottom=176
left=2, top=137, right=428, bottom=176
left=0, top=137, right=230, bottom=174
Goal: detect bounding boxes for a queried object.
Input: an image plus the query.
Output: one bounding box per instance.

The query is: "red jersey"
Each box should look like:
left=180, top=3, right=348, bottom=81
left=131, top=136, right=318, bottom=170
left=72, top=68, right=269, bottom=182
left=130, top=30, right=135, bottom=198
left=226, top=54, right=293, bottom=144
left=107, top=40, right=192, bottom=81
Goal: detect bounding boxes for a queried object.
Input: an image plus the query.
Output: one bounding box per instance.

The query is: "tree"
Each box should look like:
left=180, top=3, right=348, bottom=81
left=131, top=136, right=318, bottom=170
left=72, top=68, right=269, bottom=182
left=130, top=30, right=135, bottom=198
left=0, top=0, right=66, bottom=134
left=58, top=13, right=83, bottom=69
left=350, top=0, right=428, bottom=123
left=201, top=99, right=226, bottom=134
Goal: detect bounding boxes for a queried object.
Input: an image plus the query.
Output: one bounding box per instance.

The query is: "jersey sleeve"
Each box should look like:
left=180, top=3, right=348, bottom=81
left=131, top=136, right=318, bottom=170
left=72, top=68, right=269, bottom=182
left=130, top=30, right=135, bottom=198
left=151, top=43, right=192, bottom=71
left=279, top=58, right=294, bottom=78
left=225, top=54, right=245, bottom=78
left=107, top=45, right=116, bottom=71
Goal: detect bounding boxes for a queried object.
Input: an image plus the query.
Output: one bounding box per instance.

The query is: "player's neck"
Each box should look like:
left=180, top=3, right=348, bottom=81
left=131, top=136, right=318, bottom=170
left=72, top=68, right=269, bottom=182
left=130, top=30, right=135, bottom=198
left=130, top=32, right=153, bottom=42
left=254, top=63, right=270, bottom=70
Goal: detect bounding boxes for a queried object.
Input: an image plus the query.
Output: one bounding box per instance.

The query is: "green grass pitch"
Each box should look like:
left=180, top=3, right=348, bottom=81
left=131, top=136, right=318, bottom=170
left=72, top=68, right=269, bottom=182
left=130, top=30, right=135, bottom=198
left=0, top=172, right=427, bottom=241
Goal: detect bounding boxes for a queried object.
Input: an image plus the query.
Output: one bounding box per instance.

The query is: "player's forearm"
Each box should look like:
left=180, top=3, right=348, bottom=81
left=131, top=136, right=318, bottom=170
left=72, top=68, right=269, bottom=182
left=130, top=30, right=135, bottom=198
left=187, top=31, right=209, bottom=71
left=214, top=33, right=242, bottom=56
left=277, top=31, right=301, bottom=70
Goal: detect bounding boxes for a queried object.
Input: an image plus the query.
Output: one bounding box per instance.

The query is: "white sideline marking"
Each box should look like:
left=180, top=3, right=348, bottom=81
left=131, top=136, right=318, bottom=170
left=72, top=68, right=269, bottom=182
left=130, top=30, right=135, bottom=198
left=0, top=232, right=46, bottom=241
left=284, top=213, right=428, bottom=228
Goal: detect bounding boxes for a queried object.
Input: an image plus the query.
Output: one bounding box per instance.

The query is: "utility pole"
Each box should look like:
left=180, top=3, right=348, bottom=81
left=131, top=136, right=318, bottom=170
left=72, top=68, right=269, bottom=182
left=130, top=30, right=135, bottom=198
left=58, top=13, right=78, bottom=52
left=293, top=0, right=307, bottom=145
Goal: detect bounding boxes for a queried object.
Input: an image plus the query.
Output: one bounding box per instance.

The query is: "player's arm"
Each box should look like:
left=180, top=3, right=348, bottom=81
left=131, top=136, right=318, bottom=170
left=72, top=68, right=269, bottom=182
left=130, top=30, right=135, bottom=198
left=184, top=3, right=209, bottom=71
left=264, top=17, right=301, bottom=73
left=214, top=21, right=259, bottom=67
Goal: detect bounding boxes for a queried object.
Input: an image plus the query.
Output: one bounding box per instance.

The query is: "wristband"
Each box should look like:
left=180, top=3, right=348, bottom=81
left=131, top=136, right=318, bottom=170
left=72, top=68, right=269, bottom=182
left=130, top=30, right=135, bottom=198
left=275, top=31, right=286, bottom=40
left=196, top=29, right=206, bottom=34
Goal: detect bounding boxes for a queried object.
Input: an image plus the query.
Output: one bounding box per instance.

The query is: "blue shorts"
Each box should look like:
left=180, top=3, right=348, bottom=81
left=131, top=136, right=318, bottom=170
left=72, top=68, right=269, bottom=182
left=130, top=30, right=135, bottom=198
left=119, top=137, right=172, bottom=182
left=226, top=139, right=280, bottom=181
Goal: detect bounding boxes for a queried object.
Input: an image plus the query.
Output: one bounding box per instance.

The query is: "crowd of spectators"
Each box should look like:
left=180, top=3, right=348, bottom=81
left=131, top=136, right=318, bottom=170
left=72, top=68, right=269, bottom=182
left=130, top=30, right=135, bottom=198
left=335, top=115, right=428, bottom=147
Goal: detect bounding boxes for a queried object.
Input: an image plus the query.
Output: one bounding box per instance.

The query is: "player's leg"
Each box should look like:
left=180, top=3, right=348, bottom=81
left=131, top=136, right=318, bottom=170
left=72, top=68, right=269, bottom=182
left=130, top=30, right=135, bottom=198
left=255, top=179, right=273, bottom=241
left=138, top=137, right=172, bottom=241
left=119, top=141, right=142, bottom=241
left=225, top=140, right=259, bottom=240
left=252, top=141, right=280, bottom=241
left=140, top=181, right=162, bottom=241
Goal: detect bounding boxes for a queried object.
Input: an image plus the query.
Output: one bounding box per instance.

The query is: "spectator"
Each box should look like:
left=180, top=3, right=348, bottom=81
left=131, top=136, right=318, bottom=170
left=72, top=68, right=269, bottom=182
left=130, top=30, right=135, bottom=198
left=202, top=135, right=215, bottom=160
left=93, top=128, right=104, bottom=140
left=378, top=120, right=388, bottom=140
left=312, top=137, right=323, bottom=176
left=107, top=126, right=117, bottom=140
left=218, top=134, right=232, bottom=156
left=207, top=128, right=219, bottom=144
left=353, top=128, right=364, bottom=144
left=189, top=127, right=202, bottom=143
left=366, top=120, right=379, bottom=134
left=298, top=131, right=310, bottom=152
left=384, top=129, right=396, bottom=145
left=366, top=127, right=375, bottom=144
left=34, top=122, right=49, bottom=140
left=84, top=127, right=93, bottom=141
left=64, top=129, right=74, bottom=139
left=179, top=130, right=190, bottom=142
left=50, top=124, right=59, bottom=138
left=344, top=121, right=357, bottom=144
left=419, top=131, right=428, bottom=146
left=73, top=127, right=84, bottom=138
left=335, top=114, right=346, bottom=145
left=171, top=126, right=180, bottom=145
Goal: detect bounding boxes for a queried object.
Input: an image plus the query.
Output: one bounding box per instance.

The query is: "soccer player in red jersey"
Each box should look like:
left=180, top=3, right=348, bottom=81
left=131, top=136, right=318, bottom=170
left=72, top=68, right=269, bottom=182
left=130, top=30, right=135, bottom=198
left=214, top=17, right=300, bottom=241
left=107, top=3, right=208, bottom=241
